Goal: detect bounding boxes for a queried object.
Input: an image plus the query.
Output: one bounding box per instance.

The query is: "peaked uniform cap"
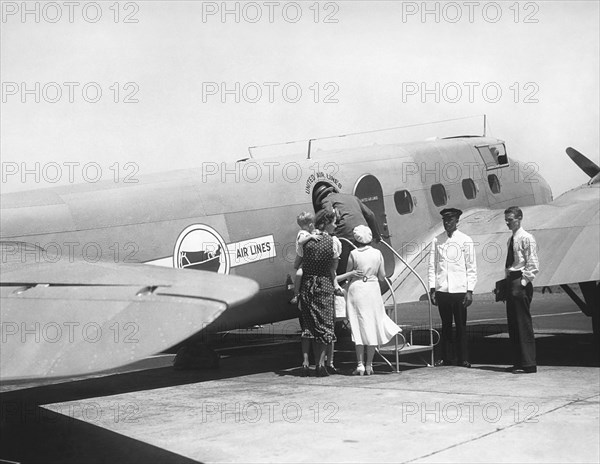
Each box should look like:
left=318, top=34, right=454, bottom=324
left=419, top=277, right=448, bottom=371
left=440, top=208, right=463, bottom=218
left=315, top=185, right=335, bottom=205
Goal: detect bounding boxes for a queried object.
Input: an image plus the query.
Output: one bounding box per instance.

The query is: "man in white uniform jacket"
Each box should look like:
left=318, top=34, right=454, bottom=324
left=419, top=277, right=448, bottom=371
left=428, top=208, right=477, bottom=367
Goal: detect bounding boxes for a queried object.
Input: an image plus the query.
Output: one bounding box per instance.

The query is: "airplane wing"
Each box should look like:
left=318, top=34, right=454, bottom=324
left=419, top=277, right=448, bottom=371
left=387, top=183, right=599, bottom=303
left=0, top=249, right=259, bottom=381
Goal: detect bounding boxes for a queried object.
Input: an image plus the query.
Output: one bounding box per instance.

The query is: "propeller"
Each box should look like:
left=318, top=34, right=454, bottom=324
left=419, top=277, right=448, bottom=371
left=566, top=147, right=600, bottom=179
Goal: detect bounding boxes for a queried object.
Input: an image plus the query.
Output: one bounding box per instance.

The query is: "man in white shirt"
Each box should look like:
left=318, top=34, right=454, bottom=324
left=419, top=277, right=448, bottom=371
left=504, top=206, right=539, bottom=374
left=428, top=208, right=477, bottom=367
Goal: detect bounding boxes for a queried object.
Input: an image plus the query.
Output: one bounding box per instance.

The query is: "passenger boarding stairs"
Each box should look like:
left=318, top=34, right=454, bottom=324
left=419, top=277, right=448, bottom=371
left=340, top=239, right=438, bottom=372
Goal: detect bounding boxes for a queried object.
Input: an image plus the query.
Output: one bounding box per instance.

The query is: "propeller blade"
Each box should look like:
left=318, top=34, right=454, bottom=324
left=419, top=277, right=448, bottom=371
left=566, top=147, right=600, bottom=178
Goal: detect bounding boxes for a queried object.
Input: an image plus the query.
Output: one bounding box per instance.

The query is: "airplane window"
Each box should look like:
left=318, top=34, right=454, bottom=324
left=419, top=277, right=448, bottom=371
left=488, top=174, right=501, bottom=194
left=462, top=178, right=477, bottom=199
left=491, top=144, right=508, bottom=165
left=394, top=190, right=413, bottom=214
left=477, top=144, right=508, bottom=169
left=430, top=184, right=447, bottom=207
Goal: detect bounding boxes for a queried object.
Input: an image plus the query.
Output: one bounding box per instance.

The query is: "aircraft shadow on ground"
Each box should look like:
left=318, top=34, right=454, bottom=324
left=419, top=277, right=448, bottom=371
left=0, top=342, right=296, bottom=464
left=0, top=406, right=202, bottom=464
left=2, top=326, right=596, bottom=405
left=1, top=327, right=597, bottom=463
left=457, top=324, right=599, bottom=369
left=1, top=342, right=300, bottom=405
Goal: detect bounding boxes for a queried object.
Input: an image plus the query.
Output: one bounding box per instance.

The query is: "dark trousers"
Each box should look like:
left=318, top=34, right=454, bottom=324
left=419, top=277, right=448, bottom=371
left=506, top=276, right=536, bottom=368
left=436, top=292, right=468, bottom=364
left=336, top=240, right=353, bottom=279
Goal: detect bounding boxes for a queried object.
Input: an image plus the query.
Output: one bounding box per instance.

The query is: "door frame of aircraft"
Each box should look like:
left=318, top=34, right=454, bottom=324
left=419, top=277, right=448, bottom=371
left=353, top=174, right=395, bottom=277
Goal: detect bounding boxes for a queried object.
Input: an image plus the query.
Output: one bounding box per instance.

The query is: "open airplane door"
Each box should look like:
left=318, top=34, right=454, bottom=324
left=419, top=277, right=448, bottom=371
left=354, top=174, right=395, bottom=276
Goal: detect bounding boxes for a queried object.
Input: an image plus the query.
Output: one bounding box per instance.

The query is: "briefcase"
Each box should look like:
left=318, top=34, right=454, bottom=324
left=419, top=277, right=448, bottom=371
left=494, top=279, right=507, bottom=302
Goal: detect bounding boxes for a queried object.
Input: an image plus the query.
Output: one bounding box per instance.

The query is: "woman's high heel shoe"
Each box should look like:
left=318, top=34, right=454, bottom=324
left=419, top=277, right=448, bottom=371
left=300, top=365, right=310, bottom=377
left=316, top=366, right=329, bottom=377
left=365, top=364, right=374, bottom=376
left=352, top=364, right=365, bottom=376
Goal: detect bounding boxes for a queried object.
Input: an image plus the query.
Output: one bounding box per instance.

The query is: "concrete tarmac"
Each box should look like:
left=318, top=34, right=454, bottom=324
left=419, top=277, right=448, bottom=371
left=1, top=293, right=599, bottom=463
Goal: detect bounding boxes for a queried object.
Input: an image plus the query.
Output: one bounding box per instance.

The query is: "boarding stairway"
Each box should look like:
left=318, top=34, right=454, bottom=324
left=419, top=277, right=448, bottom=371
left=339, top=238, right=438, bottom=372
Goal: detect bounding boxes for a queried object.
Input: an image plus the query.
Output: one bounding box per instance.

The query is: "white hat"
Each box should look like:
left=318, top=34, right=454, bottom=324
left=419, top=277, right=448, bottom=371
left=353, top=225, right=372, bottom=244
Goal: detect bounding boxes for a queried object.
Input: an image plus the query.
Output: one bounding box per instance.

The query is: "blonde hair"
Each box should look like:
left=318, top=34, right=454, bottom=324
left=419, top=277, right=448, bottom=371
left=297, top=211, right=314, bottom=228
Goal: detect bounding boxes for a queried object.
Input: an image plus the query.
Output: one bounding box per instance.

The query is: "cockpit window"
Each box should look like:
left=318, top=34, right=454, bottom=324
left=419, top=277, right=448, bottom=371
left=477, top=143, right=508, bottom=169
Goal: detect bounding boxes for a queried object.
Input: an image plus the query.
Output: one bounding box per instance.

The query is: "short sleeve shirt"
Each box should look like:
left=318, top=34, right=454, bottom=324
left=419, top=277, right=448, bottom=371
left=296, top=229, right=311, bottom=257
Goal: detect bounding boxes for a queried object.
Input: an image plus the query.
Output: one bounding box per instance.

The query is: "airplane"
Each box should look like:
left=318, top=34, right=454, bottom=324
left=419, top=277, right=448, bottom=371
left=1, top=120, right=598, bottom=381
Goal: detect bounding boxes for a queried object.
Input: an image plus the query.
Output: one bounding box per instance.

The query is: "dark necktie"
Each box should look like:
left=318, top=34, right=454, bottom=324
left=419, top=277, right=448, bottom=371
left=505, top=236, right=515, bottom=269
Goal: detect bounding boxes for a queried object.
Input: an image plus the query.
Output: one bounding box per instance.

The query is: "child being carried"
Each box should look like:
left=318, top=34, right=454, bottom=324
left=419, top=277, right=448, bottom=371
left=290, top=211, right=322, bottom=305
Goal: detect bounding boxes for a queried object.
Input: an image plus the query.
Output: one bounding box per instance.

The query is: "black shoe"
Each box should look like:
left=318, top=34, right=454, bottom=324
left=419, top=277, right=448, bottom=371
left=300, top=365, right=310, bottom=377
left=459, top=361, right=471, bottom=368
left=316, top=366, right=330, bottom=377
left=504, top=365, right=521, bottom=373
left=434, top=360, right=449, bottom=367
left=326, top=364, right=338, bottom=375
left=520, top=366, right=537, bottom=374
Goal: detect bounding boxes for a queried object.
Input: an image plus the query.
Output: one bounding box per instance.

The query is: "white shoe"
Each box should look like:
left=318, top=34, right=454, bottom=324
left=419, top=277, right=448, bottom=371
left=352, top=364, right=365, bottom=376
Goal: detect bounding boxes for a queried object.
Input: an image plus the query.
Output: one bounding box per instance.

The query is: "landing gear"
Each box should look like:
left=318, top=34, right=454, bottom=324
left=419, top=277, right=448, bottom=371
left=561, top=281, right=600, bottom=342
left=579, top=281, right=600, bottom=343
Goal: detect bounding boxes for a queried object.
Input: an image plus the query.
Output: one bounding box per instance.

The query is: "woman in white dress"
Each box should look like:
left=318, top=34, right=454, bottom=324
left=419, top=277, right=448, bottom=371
left=346, top=225, right=401, bottom=375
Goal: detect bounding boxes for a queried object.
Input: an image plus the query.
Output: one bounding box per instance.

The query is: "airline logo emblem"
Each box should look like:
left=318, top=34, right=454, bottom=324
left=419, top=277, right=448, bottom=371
left=174, top=224, right=230, bottom=274
left=173, top=226, right=277, bottom=273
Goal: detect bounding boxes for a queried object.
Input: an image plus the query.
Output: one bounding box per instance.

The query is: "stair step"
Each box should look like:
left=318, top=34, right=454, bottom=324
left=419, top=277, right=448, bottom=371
left=378, top=344, right=433, bottom=355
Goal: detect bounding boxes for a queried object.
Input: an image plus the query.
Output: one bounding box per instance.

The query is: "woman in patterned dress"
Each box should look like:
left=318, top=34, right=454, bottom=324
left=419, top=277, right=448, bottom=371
left=346, top=225, right=401, bottom=375
left=298, top=209, right=344, bottom=377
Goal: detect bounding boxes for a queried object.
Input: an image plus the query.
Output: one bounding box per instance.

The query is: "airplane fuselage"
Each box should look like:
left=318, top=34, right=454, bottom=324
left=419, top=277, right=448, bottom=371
left=1, top=136, right=553, bottom=334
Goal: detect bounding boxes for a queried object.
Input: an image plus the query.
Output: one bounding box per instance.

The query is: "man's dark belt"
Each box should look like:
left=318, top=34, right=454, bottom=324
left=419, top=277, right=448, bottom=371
left=507, top=270, right=523, bottom=278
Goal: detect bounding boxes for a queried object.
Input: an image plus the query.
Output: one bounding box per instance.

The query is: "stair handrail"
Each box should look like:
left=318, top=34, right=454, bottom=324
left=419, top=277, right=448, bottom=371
left=338, top=237, right=404, bottom=372
left=378, top=240, right=435, bottom=367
